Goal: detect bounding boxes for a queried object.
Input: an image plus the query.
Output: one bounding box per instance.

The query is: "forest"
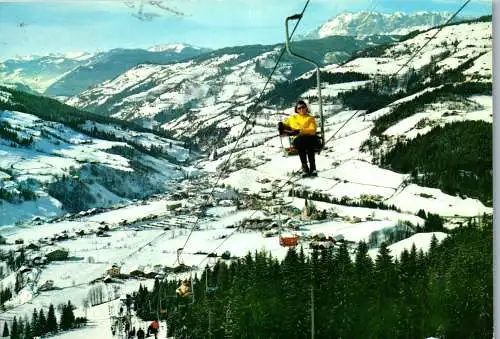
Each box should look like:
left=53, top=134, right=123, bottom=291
left=380, top=120, right=492, bottom=206
left=133, top=217, right=492, bottom=339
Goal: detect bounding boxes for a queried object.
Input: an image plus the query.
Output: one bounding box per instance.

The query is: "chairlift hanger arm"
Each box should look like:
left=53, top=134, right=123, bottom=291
left=285, top=14, right=320, bottom=70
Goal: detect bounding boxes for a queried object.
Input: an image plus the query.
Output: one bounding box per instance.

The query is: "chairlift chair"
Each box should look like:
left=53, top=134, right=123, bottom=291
left=279, top=234, right=299, bottom=247
left=279, top=129, right=299, bottom=156
left=276, top=201, right=299, bottom=247
left=284, top=13, right=325, bottom=154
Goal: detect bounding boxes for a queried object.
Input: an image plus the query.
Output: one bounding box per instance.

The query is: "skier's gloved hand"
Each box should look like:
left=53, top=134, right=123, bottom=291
left=278, top=122, right=284, bottom=133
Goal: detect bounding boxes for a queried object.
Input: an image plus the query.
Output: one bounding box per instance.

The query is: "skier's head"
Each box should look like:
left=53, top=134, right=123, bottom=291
left=295, top=100, right=308, bottom=115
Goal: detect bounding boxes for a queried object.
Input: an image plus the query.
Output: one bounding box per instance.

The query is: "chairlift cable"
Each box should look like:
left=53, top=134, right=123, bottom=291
left=322, top=0, right=471, bottom=149
left=196, top=172, right=303, bottom=269
left=394, top=0, right=471, bottom=76
left=173, top=0, right=311, bottom=266
left=119, top=0, right=472, bottom=330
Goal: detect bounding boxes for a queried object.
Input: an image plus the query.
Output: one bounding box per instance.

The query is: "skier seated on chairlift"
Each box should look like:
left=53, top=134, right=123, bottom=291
left=147, top=320, right=159, bottom=339
left=136, top=327, right=145, bottom=339
left=278, top=100, right=318, bottom=177
left=176, top=279, right=191, bottom=297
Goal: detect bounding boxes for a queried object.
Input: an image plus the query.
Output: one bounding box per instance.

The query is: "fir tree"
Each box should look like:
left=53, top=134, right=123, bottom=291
left=371, top=242, right=398, bottom=338
left=60, top=301, right=75, bottom=330
left=38, top=309, right=47, bottom=335
left=331, top=242, right=355, bottom=338
left=2, top=322, right=8, bottom=337
left=10, top=317, right=18, bottom=339
left=17, top=317, right=24, bottom=339
left=352, top=241, right=374, bottom=338
left=31, top=308, right=40, bottom=337
left=46, top=304, right=58, bottom=333
left=24, top=319, right=32, bottom=339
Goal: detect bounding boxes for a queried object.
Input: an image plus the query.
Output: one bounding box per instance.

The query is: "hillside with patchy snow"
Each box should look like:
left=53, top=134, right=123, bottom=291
left=0, top=87, right=196, bottom=226
left=64, top=36, right=396, bottom=131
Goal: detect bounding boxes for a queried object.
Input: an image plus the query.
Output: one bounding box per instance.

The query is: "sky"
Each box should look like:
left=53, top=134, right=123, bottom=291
left=0, top=0, right=492, bottom=60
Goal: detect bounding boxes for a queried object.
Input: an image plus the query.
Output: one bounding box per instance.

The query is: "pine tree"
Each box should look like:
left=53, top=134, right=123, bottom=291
left=352, top=241, right=374, bottom=338
left=17, top=317, right=24, bottom=339
left=10, top=317, right=18, bottom=339
left=60, top=303, right=69, bottom=330
left=370, top=242, right=398, bottom=338
left=39, top=309, right=47, bottom=335
left=331, top=242, right=354, bottom=338
left=31, top=308, right=40, bottom=337
left=2, top=322, right=8, bottom=337
left=46, top=304, right=58, bottom=333
left=67, top=301, right=75, bottom=329
left=24, top=318, right=32, bottom=339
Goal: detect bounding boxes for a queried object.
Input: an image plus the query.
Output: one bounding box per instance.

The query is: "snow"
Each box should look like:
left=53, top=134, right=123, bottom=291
left=0, top=17, right=492, bottom=339
left=376, top=231, right=448, bottom=259
left=147, top=43, right=188, bottom=53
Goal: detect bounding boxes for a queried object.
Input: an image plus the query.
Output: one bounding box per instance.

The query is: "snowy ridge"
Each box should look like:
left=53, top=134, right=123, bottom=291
left=309, top=11, right=455, bottom=38
left=329, top=21, right=491, bottom=79
left=147, top=43, right=204, bottom=53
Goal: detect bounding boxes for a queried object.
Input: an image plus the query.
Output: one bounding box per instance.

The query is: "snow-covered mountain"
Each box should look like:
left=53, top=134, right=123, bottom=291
left=147, top=43, right=204, bottom=53
left=65, top=35, right=396, bottom=143
left=45, top=45, right=212, bottom=98
left=0, top=44, right=210, bottom=98
left=305, top=11, right=460, bottom=38
left=0, top=52, right=94, bottom=94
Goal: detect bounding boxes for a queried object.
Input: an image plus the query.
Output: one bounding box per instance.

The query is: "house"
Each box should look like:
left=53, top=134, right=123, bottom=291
left=143, top=266, right=161, bottom=278
left=332, top=234, right=345, bottom=243
left=218, top=199, right=234, bottom=207
left=19, top=266, right=32, bottom=274
left=129, top=269, right=145, bottom=278
left=166, top=202, right=182, bottom=211
left=39, top=280, right=54, bottom=291
left=107, top=264, right=121, bottom=277
left=31, top=255, right=47, bottom=266
left=26, top=243, right=40, bottom=251
left=96, top=230, right=111, bottom=237
left=45, top=248, right=69, bottom=261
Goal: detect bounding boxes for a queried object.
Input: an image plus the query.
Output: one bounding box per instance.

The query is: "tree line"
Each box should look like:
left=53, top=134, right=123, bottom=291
left=0, top=86, right=174, bottom=141
left=380, top=120, right=492, bottom=205
left=2, top=302, right=86, bottom=339
left=133, top=217, right=492, bottom=338
left=259, top=71, right=370, bottom=109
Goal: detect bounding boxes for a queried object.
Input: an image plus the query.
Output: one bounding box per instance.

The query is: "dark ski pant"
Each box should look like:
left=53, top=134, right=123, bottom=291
left=293, top=135, right=316, bottom=172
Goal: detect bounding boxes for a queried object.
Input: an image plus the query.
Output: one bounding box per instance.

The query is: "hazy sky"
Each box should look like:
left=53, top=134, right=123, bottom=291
left=0, top=0, right=492, bottom=60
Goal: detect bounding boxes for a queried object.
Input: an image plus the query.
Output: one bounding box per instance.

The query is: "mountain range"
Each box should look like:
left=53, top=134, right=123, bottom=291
left=0, top=11, right=464, bottom=100
left=0, top=44, right=211, bottom=98
left=305, top=11, right=461, bottom=38
left=0, top=14, right=492, bottom=226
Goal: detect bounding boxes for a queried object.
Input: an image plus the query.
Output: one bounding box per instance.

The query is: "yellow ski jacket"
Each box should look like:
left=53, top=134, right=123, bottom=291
left=283, top=113, right=317, bottom=136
